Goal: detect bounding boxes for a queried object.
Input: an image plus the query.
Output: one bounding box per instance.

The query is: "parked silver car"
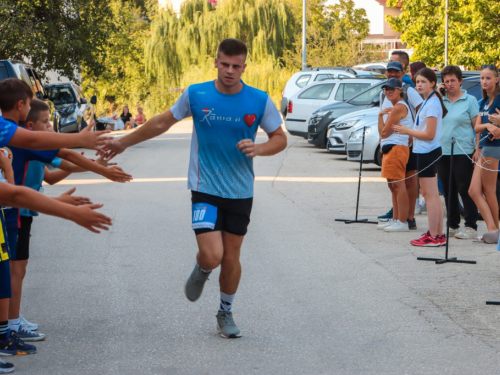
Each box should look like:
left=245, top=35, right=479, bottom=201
left=346, top=120, right=382, bottom=166
left=326, top=107, right=378, bottom=153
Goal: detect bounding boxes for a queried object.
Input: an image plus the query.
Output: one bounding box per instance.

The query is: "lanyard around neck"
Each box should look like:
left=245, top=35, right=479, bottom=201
left=415, top=91, right=436, bottom=127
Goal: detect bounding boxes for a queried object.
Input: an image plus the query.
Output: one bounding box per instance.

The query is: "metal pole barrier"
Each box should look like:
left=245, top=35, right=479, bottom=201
left=336, top=127, right=377, bottom=225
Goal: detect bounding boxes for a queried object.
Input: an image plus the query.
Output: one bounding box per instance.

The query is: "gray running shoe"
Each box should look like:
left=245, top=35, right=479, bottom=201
left=184, top=263, right=210, bottom=302
left=216, top=311, right=242, bottom=339
left=15, top=324, right=45, bottom=342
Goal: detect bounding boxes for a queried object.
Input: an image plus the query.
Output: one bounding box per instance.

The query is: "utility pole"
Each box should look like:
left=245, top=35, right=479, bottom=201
left=444, top=0, right=449, bottom=66
left=302, top=0, right=307, bottom=71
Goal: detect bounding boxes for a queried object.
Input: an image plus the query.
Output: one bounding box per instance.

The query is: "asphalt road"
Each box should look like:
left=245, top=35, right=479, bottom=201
left=9, top=120, right=500, bottom=374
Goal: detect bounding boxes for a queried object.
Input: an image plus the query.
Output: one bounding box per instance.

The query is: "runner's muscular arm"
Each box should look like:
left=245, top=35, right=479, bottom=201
left=103, top=110, right=179, bottom=159
left=0, top=183, right=111, bottom=233
left=237, top=126, right=287, bottom=158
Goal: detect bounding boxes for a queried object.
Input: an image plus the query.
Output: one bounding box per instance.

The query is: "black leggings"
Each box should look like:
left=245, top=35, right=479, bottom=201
left=436, top=154, right=478, bottom=230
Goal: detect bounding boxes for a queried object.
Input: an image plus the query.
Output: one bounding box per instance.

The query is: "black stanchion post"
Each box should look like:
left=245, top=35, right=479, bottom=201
left=336, top=126, right=377, bottom=225
left=417, top=138, right=476, bottom=264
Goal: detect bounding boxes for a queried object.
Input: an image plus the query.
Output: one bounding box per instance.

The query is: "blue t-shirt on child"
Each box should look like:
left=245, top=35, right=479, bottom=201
left=20, top=158, right=62, bottom=217
left=1, top=120, right=59, bottom=228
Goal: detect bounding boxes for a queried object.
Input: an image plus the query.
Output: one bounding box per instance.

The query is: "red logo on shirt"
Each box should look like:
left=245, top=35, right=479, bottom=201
left=202, top=108, right=210, bottom=114
left=243, top=114, right=256, bottom=127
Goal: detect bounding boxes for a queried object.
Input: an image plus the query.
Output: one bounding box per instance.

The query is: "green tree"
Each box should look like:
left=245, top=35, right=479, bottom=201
left=0, top=0, right=114, bottom=81
left=145, top=0, right=298, bottom=110
left=282, top=0, right=374, bottom=69
left=386, top=0, right=500, bottom=68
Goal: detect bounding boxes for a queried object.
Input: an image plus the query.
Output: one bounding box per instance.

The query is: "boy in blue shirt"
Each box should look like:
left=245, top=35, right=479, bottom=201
left=3, top=99, right=132, bottom=342
left=0, top=78, right=116, bottom=361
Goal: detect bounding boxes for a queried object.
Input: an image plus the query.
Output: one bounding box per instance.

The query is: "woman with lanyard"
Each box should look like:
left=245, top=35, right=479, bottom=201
left=376, top=78, right=413, bottom=232
left=468, top=65, right=500, bottom=244
left=393, top=68, right=448, bottom=247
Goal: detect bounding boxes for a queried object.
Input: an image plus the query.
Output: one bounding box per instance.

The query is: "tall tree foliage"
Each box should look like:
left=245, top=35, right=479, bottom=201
left=146, top=0, right=297, bottom=105
left=0, top=0, right=114, bottom=81
left=283, top=0, right=373, bottom=69
left=386, top=0, right=500, bottom=68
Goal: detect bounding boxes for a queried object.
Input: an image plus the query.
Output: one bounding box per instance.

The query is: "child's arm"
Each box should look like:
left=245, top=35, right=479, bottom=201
left=56, top=149, right=133, bottom=183
left=43, top=166, right=72, bottom=185
left=8, top=123, right=113, bottom=152
left=53, top=187, right=92, bottom=206
left=0, top=183, right=111, bottom=233
left=0, top=153, right=14, bottom=184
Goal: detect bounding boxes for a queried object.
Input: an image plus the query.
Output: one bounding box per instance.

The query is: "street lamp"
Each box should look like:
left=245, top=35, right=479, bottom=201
left=444, top=0, right=449, bottom=66
left=302, top=0, right=307, bottom=71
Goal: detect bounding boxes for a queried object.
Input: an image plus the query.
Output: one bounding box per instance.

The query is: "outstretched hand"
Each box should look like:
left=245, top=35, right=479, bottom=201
left=56, top=187, right=92, bottom=206
left=79, top=122, right=114, bottom=154
left=99, top=138, right=126, bottom=160
left=104, top=166, right=133, bottom=183
left=73, top=203, right=112, bottom=233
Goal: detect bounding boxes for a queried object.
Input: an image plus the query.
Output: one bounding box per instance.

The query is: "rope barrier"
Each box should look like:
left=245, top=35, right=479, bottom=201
left=384, top=135, right=500, bottom=184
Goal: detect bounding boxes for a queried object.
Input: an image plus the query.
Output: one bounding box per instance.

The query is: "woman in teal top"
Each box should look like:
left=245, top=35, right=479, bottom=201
left=436, top=65, right=479, bottom=240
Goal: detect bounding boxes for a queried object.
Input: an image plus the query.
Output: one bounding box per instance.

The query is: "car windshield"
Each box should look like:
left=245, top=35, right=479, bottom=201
left=46, top=86, right=76, bottom=105
left=347, top=83, right=383, bottom=105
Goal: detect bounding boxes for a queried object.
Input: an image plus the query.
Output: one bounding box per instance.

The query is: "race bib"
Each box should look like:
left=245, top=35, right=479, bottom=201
left=192, top=203, right=217, bottom=230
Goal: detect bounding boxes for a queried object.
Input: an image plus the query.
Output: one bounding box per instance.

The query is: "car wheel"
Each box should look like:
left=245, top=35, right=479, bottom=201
left=375, top=145, right=382, bottom=166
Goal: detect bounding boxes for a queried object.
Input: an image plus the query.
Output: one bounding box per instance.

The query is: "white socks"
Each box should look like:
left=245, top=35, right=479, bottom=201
left=219, top=292, right=235, bottom=312
left=8, top=318, right=20, bottom=332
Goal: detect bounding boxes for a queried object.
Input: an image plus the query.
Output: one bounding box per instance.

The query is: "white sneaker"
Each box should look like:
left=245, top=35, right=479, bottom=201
left=377, top=219, right=394, bottom=230
left=20, top=314, right=38, bottom=331
left=448, top=227, right=460, bottom=236
left=420, top=198, right=427, bottom=212
left=455, top=227, right=477, bottom=240
left=384, top=220, right=410, bottom=232
left=415, top=199, right=421, bottom=214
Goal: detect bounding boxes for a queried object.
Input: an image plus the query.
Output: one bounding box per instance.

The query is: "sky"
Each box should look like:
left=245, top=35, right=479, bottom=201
left=164, top=0, right=384, bottom=35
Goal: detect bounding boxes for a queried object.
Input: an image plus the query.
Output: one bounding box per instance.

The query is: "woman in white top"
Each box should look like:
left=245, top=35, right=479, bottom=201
left=393, top=68, right=448, bottom=247
left=377, top=78, right=413, bottom=232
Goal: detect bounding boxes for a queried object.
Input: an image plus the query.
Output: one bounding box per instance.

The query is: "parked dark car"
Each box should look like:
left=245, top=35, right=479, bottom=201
left=0, top=60, right=60, bottom=129
left=44, top=83, right=97, bottom=133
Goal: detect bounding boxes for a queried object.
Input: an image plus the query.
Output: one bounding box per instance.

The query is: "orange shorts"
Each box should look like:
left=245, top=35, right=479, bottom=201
left=381, top=145, right=410, bottom=180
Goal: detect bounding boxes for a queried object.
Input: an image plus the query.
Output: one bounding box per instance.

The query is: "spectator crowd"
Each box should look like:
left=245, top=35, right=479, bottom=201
left=376, top=51, right=500, bottom=249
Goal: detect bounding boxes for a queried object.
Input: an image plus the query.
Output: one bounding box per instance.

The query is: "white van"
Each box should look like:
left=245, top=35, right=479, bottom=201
left=284, top=78, right=380, bottom=138
left=280, top=68, right=377, bottom=116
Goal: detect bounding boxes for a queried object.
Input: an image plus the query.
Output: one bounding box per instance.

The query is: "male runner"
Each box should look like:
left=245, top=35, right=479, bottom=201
left=103, top=38, right=287, bottom=338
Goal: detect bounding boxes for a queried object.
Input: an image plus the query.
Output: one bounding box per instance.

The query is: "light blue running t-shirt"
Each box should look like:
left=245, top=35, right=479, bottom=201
left=170, top=81, right=282, bottom=199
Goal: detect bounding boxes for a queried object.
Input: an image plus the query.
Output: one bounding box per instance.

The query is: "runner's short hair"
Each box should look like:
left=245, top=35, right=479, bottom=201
left=217, top=39, right=248, bottom=60
left=441, top=65, right=463, bottom=81
left=391, top=51, right=410, bottom=70
left=0, top=78, right=33, bottom=112
left=25, top=99, right=49, bottom=124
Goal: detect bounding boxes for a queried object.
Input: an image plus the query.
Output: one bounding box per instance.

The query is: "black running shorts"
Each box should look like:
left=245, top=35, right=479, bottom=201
left=406, top=146, right=418, bottom=172
left=191, top=191, right=253, bottom=236
left=416, top=147, right=442, bottom=178
left=15, top=216, right=33, bottom=261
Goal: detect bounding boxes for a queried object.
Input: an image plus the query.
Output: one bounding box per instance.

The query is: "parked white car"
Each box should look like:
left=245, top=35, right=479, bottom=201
left=280, top=67, right=378, bottom=116
left=285, top=78, right=380, bottom=138
left=353, top=62, right=388, bottom=74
